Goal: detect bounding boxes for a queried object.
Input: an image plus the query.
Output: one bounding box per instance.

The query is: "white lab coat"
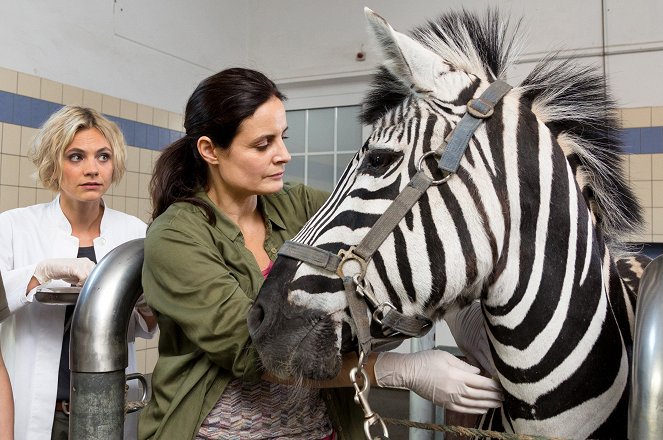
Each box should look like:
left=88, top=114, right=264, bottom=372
left=0, top=196, right=155, bottom=440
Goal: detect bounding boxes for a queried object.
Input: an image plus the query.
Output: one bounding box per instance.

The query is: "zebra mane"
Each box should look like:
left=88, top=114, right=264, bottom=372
left=360, top=9, right=643, bottom=252
left=520, top=58, right=643, bottom=252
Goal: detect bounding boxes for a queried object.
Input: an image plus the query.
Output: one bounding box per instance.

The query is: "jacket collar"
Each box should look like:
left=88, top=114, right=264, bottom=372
left=47, top=194, right=109, bottom=235
left=195, top=191, right=286, bottom=241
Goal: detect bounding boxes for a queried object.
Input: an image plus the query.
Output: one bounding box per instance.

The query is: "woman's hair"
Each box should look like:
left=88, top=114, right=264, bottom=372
left=150, top=67, right=286, bottom=223
left=30, top=105, right=127, bottom=192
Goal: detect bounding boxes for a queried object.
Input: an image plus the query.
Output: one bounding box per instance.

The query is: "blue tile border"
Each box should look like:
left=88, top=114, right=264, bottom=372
left=1, top=90, right=661, bottom=155
left=0, top=91, right=183, bottom=151
left=620, top=127, right=663, bottom=154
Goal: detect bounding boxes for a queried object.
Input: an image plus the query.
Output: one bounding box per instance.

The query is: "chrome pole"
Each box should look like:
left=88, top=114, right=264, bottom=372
left=410, top=331, right=436, bottom=440
left=69, top=239, right=145, bottom=440
left=629, top=255, right=663, bottom=439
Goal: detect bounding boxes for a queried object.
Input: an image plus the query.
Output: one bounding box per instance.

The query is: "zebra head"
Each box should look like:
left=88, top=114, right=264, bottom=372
left=248, top=6, right=641, bottom=395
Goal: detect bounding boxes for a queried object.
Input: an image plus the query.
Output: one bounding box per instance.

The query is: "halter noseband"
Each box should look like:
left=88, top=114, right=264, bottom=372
left=278, top=80, right=512, bottom=357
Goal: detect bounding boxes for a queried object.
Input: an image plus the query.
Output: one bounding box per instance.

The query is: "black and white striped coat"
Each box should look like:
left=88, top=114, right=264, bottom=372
left=249, top=9, right=649, bottom=439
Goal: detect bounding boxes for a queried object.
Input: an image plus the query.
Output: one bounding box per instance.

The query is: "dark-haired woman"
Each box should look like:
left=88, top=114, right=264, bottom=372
left=139, top=68, right=502, bottom=440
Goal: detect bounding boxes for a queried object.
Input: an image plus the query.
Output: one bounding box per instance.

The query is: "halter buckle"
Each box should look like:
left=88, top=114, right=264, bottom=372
left=467, top=97, right=494, bottom=118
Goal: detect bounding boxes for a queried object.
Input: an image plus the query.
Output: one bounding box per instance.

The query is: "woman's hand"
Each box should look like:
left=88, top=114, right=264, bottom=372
left=34, top=257, right=96, bottom=285
left=373, top=349, right=503, bottom=414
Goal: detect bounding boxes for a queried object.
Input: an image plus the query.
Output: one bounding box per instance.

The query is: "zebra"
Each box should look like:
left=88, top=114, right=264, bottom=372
left=247, top=8, right=651, bottom=439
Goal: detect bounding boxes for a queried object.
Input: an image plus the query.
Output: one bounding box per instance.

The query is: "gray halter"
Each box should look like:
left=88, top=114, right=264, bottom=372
left=278, top=80, right=512, bottom=357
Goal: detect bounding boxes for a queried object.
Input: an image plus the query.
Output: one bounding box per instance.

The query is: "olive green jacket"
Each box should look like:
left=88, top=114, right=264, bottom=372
left=138, top=184, right=364, bottom=440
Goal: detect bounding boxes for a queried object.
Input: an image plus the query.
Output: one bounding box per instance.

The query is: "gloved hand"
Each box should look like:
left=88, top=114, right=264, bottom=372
left=445, top=301, right=497, bottom=377
left=34, top=258, right=96, bottom=286
left=374, top=350, right=502, bottom=414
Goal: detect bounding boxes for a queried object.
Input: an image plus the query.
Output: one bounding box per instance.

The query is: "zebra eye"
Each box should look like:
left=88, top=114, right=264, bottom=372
left=360, top=149, right=402, bottom=174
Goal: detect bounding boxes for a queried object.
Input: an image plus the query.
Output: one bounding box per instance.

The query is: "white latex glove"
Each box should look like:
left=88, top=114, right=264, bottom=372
left=34, top=258, right=96, bottom=286
left=374, top=350, right=502, bottom=414
left=445, top=301, right=497, bottom=377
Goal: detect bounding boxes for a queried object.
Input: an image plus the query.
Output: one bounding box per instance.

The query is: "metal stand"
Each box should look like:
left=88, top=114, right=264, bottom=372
left=69, top=239, right=145, bottom=440
left=629, top=255, right=663, bottom=439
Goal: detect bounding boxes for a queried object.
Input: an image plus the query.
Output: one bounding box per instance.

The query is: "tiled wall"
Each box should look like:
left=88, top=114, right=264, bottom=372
left=0, top=66, right=187, bottom=374
left=618, top=107, right=663, bottom=243
left=1, top=67, right=662, bottom=377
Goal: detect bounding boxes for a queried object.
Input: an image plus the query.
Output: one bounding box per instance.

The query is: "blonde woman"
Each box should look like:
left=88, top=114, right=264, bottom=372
left=0, top=106, right=156, bottom=440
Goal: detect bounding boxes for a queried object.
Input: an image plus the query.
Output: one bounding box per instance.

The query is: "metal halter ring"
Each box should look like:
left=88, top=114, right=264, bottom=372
left=417, top=150, right=452, bottom=185
left=337, top=246, right=368, bottom=279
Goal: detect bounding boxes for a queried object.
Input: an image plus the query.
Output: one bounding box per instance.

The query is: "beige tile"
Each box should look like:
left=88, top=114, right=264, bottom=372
left=83, top=90, right=103, bottom=112
left=622, top=107, right=652, bottom=128
left=652, top=107, right=663, bottom=126
left=654, top=181, right=663, bottom=207
left=168, top=112, right=184, bottom=131
left=17, top=72, right=41, bottom=99
left=125, top=197, right=138, bottom=217
left=62, top=84, right=84, bottom=106
left=113, top=174, right=127, bottom=197
left=20, top=126, right=38, bottom=157
left=0, top=185, right=19, bottom=212
left=36, top=188, right=53, bottom=204
left=40, top=79, right=62, bottom=103
left=153, top=109, right=169, bottom=128
left=611, top=108, right=622, bottom=124
left=138, top=198, right=151, bottom=223
left=139, top=148, right=153, bottom=174
left=125, top=172, right=139, bottom=197
left=111, top=195, right=126, bottom=212
left=0, top=67, right=17, bottom=93
left=102, top=95, right=121, bottom=117
left=120, top=100, right=138, bottom=120
left=136, top=104, right=153, bottom=125
left=18, top=156, right=37, bottom=188
left=151, top=150, right=160, bottom=171
left=632, top=181, right=652, bottom=207
left=135, top=349, right=147, bottom=375
left=1, top=155, right=20, bottom=185
left=621, top=154, right=630, bottom=180
left=653, top=154, right=663, bottom=180
left=135, top=337, right=147, bottom=351
left=629, top=154, right=652, bottom=181
left=145, top=347, right=159, bottom=373
left=654, top=208, right=663, bottom=235
left=2, top=124, right=22, bottom=155
left=126, top=146, right=140, bottom=173
left=642, top=207, right=653, bottom=235
left=146, top=330, right=159, bottom=349
left=17, top=187, right=36, bottom=207
left=138, top=173, right=150, bottom=199
left=652, top=234, right=663, bottom=243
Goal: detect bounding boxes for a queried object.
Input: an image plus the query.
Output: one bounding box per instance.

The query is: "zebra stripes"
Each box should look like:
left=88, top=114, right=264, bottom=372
left=249, top=8, right=648, bottom=439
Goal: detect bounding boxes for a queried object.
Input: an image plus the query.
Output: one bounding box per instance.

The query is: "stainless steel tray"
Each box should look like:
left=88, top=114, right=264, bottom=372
left=34, top=286, right=81, bottom=305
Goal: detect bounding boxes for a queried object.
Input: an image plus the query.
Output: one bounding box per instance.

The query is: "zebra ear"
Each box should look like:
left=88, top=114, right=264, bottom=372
left=364, top=7, right=448, bottom=94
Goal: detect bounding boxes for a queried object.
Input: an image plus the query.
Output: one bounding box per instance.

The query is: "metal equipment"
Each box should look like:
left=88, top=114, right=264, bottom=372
left=629, top=255, right=663, bottom=439
left=69, top=238, right=147, bottom=440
